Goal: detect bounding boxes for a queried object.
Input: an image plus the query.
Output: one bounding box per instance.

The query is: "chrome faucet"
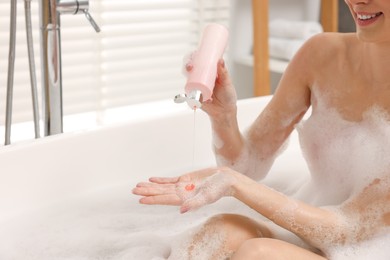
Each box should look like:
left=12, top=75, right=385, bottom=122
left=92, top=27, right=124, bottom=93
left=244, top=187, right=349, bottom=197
left=5, top=0, right=40, bottom=145
left=39, top=0, right=100, bottom=136
left=3, top=0, right=99, bottom=145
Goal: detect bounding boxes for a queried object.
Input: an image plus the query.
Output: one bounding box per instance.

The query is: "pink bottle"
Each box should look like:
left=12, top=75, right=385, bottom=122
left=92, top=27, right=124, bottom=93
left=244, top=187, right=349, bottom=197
left=175, top=23, right=229, bottom=109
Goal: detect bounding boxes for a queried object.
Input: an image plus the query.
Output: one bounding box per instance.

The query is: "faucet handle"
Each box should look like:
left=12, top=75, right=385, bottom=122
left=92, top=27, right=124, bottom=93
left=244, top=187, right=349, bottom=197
left=57, top=0, right=100, bottom=32
left=83, top=9, right=100, bottom=33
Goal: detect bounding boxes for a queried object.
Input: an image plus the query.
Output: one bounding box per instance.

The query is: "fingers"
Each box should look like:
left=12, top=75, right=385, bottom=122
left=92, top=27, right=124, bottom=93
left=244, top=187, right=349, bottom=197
left=139, top=194, right=182, bottom=206
left=200, top=59, right=237, bottom=115
left=215, top=59, right=235, bottom=97
left=149, top=176, right=180, bottom=184
left=182, top=51, right=196, bottom=76
left=148, top=169, right=214, bottom=184
left=133, top=182, right=182, bottom=206
left=216, top=59, right=230, bottom=85
left=132, top=182, right=176, bottom=196
left=185, top=63, right=193, bottom=72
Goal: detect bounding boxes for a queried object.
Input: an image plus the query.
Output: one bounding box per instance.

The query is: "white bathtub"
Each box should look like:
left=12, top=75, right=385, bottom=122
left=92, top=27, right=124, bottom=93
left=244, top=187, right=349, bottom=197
left=0, top=96, right=309, bottom=259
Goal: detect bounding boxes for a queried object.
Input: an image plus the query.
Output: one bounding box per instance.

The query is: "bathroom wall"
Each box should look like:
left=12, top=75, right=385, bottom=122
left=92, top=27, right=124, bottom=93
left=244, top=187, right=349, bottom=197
left=338, top=0, right=356, bottom=33
left=229, top=0, right=321, bottom=99
left=230, top=0, right=357, bottom=99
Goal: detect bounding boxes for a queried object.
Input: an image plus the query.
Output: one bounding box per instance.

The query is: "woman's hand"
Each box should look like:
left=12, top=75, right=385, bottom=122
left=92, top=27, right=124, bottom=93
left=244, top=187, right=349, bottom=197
left=183, top=54, right=238, bottom=119
left=200, top=59, right=238, bottom=118
left=132, top=167, right=237, bottom=213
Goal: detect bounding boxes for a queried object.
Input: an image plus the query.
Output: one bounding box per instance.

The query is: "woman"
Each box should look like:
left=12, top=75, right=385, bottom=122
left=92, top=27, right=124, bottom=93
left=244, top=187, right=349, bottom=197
left=133, top=0, right=390, bottom=258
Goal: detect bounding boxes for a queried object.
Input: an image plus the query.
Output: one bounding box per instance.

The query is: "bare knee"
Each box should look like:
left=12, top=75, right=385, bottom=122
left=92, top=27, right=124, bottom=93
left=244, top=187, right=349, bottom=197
left=190, top=214, right=271, bottom=256
left=232, top=238, right=277, bottom=260
left=204, top=214, right=272, bottom=243
left=232, top=238, right=327, bottom=260
left=204, top=214, right=271, bottom=251
left=206, top=214, right=271, bottom=236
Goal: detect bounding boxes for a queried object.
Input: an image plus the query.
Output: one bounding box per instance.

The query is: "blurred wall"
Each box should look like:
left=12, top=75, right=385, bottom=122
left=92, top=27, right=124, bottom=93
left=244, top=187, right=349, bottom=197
left=338, top=0, right=356, bottom=32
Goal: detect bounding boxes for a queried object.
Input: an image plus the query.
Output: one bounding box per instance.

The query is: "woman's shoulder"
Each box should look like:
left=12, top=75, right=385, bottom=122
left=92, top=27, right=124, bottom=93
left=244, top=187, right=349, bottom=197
left=298, top=32, right=356, bottom=61
left=290, top=32, right=357, bottom=75
left=306, top=32, right=354, bottom=45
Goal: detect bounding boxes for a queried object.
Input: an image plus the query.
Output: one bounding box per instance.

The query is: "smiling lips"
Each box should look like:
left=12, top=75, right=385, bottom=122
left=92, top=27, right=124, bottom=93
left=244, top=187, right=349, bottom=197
left=356, top=12, right=384, bottom=26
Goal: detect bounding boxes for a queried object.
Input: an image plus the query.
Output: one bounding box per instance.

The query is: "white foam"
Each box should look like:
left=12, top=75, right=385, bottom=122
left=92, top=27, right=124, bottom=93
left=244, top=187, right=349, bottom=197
left=169, top=218, right=232, bottom=260
left=0, top=183, right=182, bottom=260
left=327, top=231, right=390, bottom=260
left=0, top=182, right=256, bottom=260
left=1, top=177, right=389, bottom=259
left=295, top=100, right=390, bottom=205
left=291, top=95, right=390, bottom=257
left=2, top=97, right=390, bottom=259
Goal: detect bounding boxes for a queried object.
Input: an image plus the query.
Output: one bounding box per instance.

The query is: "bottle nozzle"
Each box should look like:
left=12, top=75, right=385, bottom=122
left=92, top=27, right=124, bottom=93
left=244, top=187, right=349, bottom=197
left=174, top=90, right=202, bottom=110
left=186, top=90, right=202, bottom=109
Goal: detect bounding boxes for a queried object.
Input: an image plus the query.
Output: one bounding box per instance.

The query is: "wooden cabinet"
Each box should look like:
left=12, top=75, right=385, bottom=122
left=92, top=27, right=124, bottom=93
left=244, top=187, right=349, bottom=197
left=252, top=0, right=339, bottom=95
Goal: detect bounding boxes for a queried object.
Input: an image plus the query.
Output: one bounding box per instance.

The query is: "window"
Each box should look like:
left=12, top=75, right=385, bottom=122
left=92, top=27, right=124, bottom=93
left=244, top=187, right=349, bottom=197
left=0, top=0, right=230, bottom=136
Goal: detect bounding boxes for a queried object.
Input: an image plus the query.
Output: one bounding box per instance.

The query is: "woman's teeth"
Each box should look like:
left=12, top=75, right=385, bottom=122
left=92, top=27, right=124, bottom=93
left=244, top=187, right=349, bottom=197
left=357, top=12, right=382, bottom=20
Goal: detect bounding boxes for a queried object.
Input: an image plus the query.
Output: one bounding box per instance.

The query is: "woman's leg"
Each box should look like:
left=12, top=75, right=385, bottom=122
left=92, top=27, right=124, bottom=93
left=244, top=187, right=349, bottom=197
left=231, top=238, right=326, bottom=260
left=179, top=213, right=273, bottom=259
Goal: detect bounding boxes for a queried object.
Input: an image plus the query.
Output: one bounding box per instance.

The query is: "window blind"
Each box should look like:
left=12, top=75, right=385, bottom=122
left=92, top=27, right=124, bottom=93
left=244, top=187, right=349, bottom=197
left=0, top=0, right=230, bottom=126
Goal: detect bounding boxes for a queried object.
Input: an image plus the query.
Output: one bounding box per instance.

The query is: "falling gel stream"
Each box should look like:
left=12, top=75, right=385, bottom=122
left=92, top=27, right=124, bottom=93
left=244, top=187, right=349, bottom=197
left=192, top=108, right=197, bottom=168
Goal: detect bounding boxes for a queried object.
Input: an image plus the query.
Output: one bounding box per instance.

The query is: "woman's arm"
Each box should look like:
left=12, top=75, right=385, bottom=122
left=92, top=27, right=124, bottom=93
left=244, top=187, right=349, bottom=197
left=233, top=172, right=390, bottom=252
left=231, top=171, right=347, bottom=251
left=202, top=35, right=317, bottom=180
left=133, top=166, right=390, bottom=252
left=133, top=166, right=347, bottom=251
